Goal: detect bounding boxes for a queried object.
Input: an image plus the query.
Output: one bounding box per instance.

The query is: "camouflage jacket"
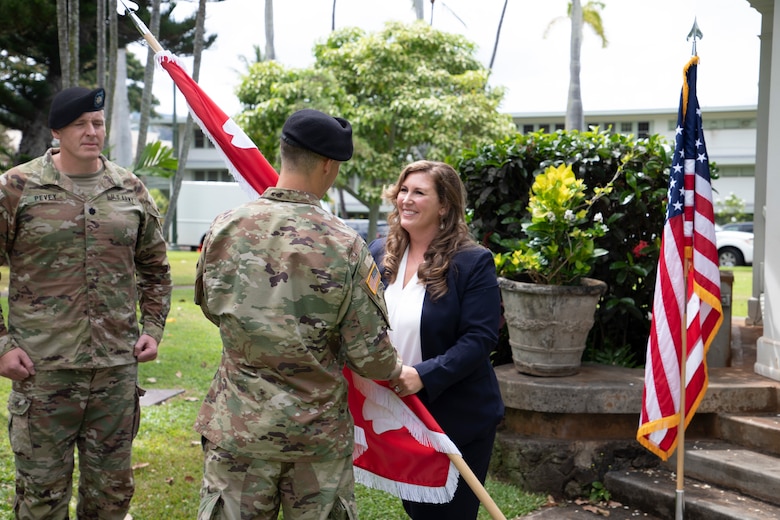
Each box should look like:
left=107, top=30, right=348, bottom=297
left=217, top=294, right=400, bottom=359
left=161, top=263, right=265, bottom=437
left=194, top=187, right=402, bottom=462
left=0, top=149, right=172, bottom=368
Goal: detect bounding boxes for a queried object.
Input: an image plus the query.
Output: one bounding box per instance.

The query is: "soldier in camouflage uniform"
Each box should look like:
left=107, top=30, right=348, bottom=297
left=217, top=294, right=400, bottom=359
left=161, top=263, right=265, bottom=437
left=0, top=86, right=172, bottom=519
left=195, top=108, right=405, bottom=520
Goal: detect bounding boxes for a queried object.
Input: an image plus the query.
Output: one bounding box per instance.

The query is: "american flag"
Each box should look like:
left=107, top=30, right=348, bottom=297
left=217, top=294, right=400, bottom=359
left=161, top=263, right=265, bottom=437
left=637, top=56, right=723, bottom=461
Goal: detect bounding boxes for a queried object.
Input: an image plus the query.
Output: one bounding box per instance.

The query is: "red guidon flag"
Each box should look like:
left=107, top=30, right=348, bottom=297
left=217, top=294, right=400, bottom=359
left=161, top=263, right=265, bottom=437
left=155, top=51, right=279, bottom=196
left=344, top=368, right=461, bottom=503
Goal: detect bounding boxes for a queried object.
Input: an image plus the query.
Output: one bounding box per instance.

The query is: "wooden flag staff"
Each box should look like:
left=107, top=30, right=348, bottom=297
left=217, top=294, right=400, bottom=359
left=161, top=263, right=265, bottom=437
left=449, top=454, right=506, bottom=520
left=117, top=0, right=163, bottom=53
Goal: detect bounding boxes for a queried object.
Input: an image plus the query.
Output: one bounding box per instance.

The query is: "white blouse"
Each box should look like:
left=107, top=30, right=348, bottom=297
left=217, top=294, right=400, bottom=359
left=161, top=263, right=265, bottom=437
left=384, top=247, right=425, bottom=366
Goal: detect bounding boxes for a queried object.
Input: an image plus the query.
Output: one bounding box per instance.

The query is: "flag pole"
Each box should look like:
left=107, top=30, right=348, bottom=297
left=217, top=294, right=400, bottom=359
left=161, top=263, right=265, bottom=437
left=448, top=454, right=507, bottom=520
left=118, top=0, right=163, bottom=53
left=676, top=21, right=702, bottom=520
left=676, top=258, right=689, bottom=520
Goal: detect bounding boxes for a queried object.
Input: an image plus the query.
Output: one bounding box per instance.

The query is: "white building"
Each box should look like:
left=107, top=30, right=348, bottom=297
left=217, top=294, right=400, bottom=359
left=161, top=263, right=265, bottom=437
left=150, top=105, right=760, bottom=217
left=511, top=106, right=758, bottom=214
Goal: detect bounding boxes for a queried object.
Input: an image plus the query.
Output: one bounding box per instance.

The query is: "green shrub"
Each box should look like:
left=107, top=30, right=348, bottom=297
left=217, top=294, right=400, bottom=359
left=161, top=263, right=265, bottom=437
left=458, top=128, right=672, bottom=367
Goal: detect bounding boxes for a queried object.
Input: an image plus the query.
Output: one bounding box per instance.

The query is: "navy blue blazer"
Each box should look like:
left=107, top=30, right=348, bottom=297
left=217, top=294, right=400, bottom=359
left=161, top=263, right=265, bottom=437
left=369, top=239, right=505, bottom=446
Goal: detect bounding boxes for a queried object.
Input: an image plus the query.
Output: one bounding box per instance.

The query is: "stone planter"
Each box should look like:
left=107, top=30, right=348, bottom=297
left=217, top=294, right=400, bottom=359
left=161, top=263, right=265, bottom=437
left=498, top=277, right=607, bottom=377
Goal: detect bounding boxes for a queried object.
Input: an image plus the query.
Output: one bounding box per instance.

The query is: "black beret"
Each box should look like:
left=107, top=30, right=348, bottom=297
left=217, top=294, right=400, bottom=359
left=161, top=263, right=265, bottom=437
left=281, top=109, right=353, bottom=161
left=49, top=87, right=105, bottom=129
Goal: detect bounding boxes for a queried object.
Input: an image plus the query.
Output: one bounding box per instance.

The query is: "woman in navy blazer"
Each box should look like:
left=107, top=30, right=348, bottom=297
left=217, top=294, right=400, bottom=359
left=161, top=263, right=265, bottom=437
left=369, top=160, right=504, bottom=520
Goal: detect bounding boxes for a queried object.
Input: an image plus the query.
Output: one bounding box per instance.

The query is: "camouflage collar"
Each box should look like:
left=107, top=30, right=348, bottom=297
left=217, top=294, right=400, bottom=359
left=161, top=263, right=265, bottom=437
left=261, top=187, right=322, bottom=206
left=41, top=148, right=125, bottom=188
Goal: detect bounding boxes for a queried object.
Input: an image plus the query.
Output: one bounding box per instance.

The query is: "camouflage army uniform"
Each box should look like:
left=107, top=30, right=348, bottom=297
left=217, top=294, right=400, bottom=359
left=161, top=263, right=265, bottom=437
left=195, top=187, right=402, bottom=520
left=0, top=149, right=172, bottom=519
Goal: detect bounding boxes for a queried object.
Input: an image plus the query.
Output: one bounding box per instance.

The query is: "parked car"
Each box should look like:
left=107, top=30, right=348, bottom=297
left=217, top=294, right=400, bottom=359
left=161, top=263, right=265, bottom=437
left=720, top=221, right=754, bottom=233
left=715, top=229, right=754, bottom=267
left=342, top=218, right=389, bottom=241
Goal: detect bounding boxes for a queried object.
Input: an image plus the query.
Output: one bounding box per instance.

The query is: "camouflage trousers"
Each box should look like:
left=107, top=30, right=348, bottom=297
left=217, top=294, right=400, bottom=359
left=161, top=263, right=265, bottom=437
left=198, top=439, right=358, bottom=520
left=7, top=364, right=142, bottom=520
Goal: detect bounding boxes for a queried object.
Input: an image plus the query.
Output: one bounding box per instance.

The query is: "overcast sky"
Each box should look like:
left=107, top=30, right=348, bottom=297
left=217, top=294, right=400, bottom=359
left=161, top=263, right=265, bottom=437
left=127, top=0, right=763, bottom=118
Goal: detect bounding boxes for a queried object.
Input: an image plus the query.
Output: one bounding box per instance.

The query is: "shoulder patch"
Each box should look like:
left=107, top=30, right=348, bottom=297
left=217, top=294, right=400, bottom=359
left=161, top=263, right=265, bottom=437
left=366, top=262, right=381, bottom=295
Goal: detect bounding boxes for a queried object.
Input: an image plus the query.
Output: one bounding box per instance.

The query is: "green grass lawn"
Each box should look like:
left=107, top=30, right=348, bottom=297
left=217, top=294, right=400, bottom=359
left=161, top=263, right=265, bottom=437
left=0, top=251, right=547, bottom=519
left=726, top=266, right=752, bottom=318
left=0, top=255, right=760, bottom=518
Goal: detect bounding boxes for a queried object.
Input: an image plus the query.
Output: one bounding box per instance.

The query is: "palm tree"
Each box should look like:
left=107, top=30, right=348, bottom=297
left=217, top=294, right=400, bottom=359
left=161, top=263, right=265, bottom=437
left=135, top=0, right=162, bottom=164
left=413, top=0, right=424, bottom=20
left=238, top=44, right=265, bottom=69
left=265, top=0, right=275, bottom=60
left=56, top=0, right=79, bottom=88
left=163, top=0, right=208, bottom=240
left=96, top=0, right=106, bottom=91
left=545, top=1, right=608, bottom=131
left=567, top=0, right=584, bottom=131
left=107, top=0, right=119, bottom=129
left=56, top=0, right=70, bottom=87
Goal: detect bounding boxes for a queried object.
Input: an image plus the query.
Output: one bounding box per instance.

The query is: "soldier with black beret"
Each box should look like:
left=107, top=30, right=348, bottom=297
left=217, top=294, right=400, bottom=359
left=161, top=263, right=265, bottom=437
left=47, top=86, right=106, bottom=129
left=0, top=86, right=172, bottom=519
left=195, top=108, right=410, bottom=519
left=280, top=107, right=354, bottom=161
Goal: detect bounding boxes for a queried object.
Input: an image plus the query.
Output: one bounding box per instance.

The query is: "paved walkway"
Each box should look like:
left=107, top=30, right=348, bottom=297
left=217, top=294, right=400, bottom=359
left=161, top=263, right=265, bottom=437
left=139, top=388, right=185, bottom=406
left=523, top=499, right=662, bottom=519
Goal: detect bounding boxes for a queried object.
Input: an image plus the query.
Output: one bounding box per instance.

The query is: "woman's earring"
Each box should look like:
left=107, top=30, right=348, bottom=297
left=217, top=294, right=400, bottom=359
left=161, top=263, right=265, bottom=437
left=440, top=220, right=445, bottom=230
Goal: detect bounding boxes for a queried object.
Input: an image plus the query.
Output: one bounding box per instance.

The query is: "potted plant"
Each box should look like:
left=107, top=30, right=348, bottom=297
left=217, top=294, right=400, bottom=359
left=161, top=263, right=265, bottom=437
left=494, top=163, right=610, bottom=376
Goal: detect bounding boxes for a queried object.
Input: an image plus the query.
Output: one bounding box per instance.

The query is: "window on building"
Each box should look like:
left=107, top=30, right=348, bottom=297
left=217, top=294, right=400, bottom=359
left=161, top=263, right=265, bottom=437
left=603, top=122, right=615, bottom=133
left=522, top=124, right=534, bottom=134
left=637, top=121, right=650, bottom=138
left=702, top=119, right=719, bottom=131
left=193, top=170, right=233, bottom=182
left=539, top=124, right=550, bottom=133
left=193, top=129, right=215, bottom=149
left=554, top=123, right=565, bottom=131
left=621, top=121, right=633, bottom=134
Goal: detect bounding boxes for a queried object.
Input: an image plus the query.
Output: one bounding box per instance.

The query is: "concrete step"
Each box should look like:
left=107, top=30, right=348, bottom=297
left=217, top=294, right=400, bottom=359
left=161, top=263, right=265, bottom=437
left=678, top=440, right=780, bottom=505
left=605, top=466, right=780, bottom=520
left=718, top=413, right=780, bottom=456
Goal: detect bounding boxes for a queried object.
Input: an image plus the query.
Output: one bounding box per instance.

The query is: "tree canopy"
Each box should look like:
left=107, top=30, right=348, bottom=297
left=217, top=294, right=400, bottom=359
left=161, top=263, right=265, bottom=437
left=0, top=0, right=213, bottom=164
left=235, top=21, right=515, bottom=226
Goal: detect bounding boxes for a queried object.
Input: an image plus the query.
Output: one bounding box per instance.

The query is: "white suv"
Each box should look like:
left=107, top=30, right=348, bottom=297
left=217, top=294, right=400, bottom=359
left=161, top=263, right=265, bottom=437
left=715, top=228, right=753, bottom=267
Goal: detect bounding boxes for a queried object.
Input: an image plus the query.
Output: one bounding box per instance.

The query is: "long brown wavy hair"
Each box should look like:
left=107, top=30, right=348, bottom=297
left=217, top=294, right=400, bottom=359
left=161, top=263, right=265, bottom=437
left=382, top=160, right=478, bottom=301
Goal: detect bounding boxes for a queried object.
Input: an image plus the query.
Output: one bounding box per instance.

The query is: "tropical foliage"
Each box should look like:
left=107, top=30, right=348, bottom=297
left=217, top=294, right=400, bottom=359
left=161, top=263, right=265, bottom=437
left=459, top=127, right=671, bottom=366
left=544, top=1, right=608, bottom=131
left=235, top=21, right=516, bottom=237
left=493, top=163, right=612, bottom=286
left=134, top=141, right=178, bottom=178
left=0, top=0, right=211, bottom=165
